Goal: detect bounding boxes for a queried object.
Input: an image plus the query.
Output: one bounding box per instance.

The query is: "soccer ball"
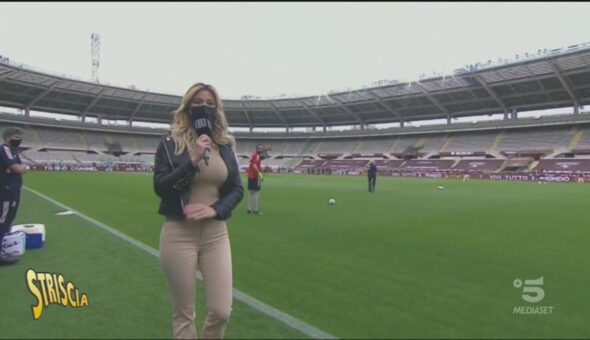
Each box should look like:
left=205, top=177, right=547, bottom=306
left=328, top=198, right=336, bottom=206
left=437, top=185, right=445, bottom=190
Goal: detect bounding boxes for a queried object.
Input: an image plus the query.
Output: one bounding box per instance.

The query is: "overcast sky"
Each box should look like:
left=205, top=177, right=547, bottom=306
left=1, top=2, right=589, bottom=100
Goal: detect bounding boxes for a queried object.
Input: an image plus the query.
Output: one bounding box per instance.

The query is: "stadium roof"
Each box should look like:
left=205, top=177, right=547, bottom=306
left=1, top=44, right=590, bottom=128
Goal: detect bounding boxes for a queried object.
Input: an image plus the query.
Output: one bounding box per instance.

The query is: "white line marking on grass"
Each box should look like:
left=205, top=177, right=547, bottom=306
left=25, top=186, right=337, bottom=340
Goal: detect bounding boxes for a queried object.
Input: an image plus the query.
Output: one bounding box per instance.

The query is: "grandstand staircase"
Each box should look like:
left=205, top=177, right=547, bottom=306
left=130, top=136, right=140, bottom=153
left=496, top=160, right=509, bottom=173
left=70, top=152, right=82, bottom=163
left=79, top=133, right=89, bottom=150
left=487, top=131, right=505, bottom=159
left=415, top=137, right=427, bottom=149
left=312, top=141, right=322, bottom=154
left=30, top=128, right=44, bottom=150
left=275, top=142, right=287, bottom=154
left=490, top=131, right=504, bottom=152
left=388, top=137, right=401, bottom=154
left=569, top=128, right=583, bottom=150
left=487, top=150, right=504, bottom=159
left=528, top=160, right=540, bottom=171
left=421, top=134, right=452, bottom=158
left=104, top=135, right=114, bottom=147
left=297, top=139, right=312, bottom=155
left=439, top=135, right=453, bottom=152
left=539, top=127, right=579, bottom=159
left=296, top=139, right=321, bottom=159
left=352, top=141, right=363, bottom=153
left=240, top=141, right=252, bottom=154
left=544, top=147, right=569, bottom=159
left=291, top=158, right=304, bottom=169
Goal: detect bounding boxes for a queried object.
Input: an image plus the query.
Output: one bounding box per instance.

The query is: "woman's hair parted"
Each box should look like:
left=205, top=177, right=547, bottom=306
left=171, top=83, right=235, bottom=155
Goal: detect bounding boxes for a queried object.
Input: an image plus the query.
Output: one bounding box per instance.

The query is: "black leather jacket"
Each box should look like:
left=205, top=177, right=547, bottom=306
left=153, top=134, right=244, bottom=221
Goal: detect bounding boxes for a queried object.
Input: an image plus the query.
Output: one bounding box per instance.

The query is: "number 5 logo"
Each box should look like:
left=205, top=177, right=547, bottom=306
left=513, top=277, right=545, bottom=303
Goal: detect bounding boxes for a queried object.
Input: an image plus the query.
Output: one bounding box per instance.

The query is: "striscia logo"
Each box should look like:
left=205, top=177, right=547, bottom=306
left=26, top=269, right=89, bottom=320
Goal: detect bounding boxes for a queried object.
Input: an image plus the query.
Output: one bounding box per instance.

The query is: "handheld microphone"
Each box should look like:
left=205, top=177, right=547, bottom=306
left=190, top=105, right=215, bottom=166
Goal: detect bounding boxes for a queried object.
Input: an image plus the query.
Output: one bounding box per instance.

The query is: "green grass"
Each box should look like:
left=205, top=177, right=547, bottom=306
left=3, top=172, right=590, bottom=338
left=0, top=179, right=306, bottom=339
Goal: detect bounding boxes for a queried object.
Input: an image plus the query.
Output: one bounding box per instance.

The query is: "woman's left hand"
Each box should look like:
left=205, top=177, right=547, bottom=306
left=184, top=203, right=217, bottom=221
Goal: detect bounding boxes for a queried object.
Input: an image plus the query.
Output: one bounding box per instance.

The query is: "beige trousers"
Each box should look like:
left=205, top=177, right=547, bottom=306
left=160, top=218, right=233, bottom=339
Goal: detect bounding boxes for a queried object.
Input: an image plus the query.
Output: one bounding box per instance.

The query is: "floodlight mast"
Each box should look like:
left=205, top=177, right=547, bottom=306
left=91, top=33, right=101, bottom=83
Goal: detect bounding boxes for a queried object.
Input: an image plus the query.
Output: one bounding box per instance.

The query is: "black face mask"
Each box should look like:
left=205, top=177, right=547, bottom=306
left=9, top=138, right=22, bottom=148
left=190, top=105, right=217, bottom=127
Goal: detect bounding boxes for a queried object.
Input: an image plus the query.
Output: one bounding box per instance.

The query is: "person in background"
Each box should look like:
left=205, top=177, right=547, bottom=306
left=153, top=83, right=243, bottom=339
left=247, top=144, right=266, bottom=215
left=463, top=171, right=471, bottom=182
left=576, top=170, right=585, bottom=184
left=368, top=160, right=377, bottom=193
left=0, top=127, right=26, bottom=263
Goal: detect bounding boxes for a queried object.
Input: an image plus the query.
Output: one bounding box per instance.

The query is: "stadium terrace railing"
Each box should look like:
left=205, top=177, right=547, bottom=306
left=0, top=112, right=164, bottom=136
left=3, top=111, right=590, bottom=140
left=233, top=113, right=590, bottom=139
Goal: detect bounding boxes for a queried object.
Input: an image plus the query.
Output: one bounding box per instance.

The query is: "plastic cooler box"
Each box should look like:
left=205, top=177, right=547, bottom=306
left=10, top=224, right=45, bottom=249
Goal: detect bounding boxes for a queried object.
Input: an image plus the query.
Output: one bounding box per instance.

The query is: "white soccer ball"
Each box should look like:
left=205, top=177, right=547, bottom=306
left=328, top=198, right=336, bottom=205
left=437, top=185, right=445, bottom=190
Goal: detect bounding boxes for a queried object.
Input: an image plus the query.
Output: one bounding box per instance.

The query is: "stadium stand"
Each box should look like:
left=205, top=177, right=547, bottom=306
left=70, top=151, right=108, bottom=164
left=260, top=140, right=288, bottom=154
left=402, top=159, right=456, bottom=170
left=355, top=138, right=396, bottom=153
left=452, top=159, right=505, bottom=172
left=390, top=135, right=423, bottom=153
left=444, top=132, right=498, bottom=152
left=34, top=126, right=86, bottom=150
left=7, top=117, right=590, bottom=174
left=420, top=135, right=447, bottom=153
left=282, top=140, right=308, bottom=155
left=535, top=159, right=590, bottom=172
left=18, top=127, right=41, bottom=149
left=133, top=135, right=157, bottom=152
left=315, top=139, right=360, bottom=154
left=3, top=43, right=590, bottom=178
left=502, top=158, right=534, bottom=171
left=322, top=159, right=369, bottom=169
left=261, top=158, right=296, bottom=169
left=22, top=150, right=77, bottom=164
left=295, top=159, right=327, bottom=169
left=83, top=130, right=114, bottom=151
left=373, top=159, right=405, bottom=169
left=497, top=128, right=574, bottom=151
left=574, top=127, right=590, bottom=149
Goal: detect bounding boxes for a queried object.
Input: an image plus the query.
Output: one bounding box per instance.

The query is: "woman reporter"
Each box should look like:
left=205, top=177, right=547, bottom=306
left=153, top=83, right=243, bottom=339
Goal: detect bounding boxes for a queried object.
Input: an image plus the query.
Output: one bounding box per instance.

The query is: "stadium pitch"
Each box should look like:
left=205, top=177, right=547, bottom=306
left=1, top=172, right=589, bottom=339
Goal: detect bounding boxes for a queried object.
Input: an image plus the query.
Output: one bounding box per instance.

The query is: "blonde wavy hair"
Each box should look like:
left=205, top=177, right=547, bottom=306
left=171, top=83, right=235, bottom=155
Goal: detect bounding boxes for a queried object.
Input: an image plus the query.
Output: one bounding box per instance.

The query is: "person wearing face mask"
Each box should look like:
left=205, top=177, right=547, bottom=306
left=246, top=144, right=267, bottom=215
left=153, top=83, right=243, bottom=339
left=0, top=127, right=26, bottom=264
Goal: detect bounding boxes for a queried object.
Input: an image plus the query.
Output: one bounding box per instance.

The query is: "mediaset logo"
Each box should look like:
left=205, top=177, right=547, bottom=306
left=26, top=269, right=89, bottom=320
left=512, top=276, right=554, bottom=315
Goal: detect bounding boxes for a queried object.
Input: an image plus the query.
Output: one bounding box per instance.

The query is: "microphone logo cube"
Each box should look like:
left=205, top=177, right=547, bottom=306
left=195, top=118, right=209, bottom=129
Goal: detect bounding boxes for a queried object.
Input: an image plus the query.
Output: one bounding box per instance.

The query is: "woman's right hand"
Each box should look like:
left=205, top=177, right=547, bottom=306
left=190, top=134, right=211, bottom=165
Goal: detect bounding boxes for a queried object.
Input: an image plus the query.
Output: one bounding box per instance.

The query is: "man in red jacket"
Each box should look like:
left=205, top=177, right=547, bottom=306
left=247, top=144, right=266, bottom=215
